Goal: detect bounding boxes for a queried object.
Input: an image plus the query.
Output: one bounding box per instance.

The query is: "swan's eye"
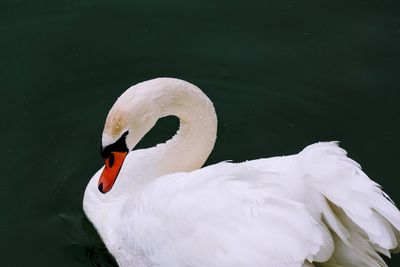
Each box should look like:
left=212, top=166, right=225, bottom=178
left=109, top=153, right=115, bottom=168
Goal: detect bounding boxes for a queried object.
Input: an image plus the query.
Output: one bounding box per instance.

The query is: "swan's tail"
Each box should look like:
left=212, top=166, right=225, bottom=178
left=299, top=142, right=400, bottom=266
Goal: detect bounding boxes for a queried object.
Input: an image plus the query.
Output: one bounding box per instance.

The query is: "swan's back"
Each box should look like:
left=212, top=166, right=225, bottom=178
left=104, top=142, right=400, bottom=267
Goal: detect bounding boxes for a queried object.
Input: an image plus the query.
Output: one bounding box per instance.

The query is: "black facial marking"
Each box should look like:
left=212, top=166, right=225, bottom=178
left=101, top=131, right=129, bottom=159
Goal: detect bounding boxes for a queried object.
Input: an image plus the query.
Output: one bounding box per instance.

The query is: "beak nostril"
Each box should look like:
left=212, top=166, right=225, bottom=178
left=98, top=183, right=104, bottom=193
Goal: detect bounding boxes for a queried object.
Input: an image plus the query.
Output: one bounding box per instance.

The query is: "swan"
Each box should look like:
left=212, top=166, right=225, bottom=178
left=83, top=78, right=400, bottom=267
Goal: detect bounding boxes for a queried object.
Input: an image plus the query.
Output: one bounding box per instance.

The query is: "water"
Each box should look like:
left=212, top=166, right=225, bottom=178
left=1, top=0, right=399, bottom=266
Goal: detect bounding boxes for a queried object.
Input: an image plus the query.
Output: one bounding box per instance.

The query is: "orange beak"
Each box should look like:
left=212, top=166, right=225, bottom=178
left=98, top=151, right=128, bottom=193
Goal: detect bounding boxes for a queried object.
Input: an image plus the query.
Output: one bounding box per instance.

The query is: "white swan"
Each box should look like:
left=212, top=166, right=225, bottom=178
left=83, top=78, right=400, bottom=267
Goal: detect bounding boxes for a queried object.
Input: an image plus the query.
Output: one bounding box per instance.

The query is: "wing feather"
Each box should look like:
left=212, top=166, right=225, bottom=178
left=299, top=142, right=400, bottom=265
left=112, top=142, right=399, bottom=267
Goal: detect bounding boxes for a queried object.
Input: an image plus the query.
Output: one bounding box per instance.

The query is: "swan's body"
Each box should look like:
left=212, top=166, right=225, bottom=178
left=83, top=78, right=400, bottom=267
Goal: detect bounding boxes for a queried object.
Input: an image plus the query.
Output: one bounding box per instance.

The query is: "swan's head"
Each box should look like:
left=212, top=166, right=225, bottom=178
left=98, top=90, right=159, bottom=194
left=95, top=77, right=217, bottom=194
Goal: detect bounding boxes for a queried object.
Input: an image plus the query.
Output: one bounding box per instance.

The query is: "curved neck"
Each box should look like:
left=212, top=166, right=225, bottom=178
left=119, top=78, right=218, bottom=186
left=154, top=86, right=217, bottom=174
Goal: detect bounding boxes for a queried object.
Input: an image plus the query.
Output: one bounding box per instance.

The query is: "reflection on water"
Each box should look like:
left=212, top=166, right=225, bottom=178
left=1, top=0, right=399, bottom=266
left=82, top=216, right=118, bottom=267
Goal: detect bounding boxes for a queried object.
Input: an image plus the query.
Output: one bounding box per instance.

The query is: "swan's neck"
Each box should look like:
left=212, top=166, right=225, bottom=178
left=120, top=78, right=218, bottom=187
left=154, top=100, right=217, bottom=174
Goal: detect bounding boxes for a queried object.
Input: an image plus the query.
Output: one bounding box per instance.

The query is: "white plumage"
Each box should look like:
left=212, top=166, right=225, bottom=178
left=83, top=78, right=400, bottom=267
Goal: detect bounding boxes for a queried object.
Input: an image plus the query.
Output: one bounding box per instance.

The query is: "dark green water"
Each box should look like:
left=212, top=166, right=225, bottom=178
left=1, top=0, right=400, bottom=266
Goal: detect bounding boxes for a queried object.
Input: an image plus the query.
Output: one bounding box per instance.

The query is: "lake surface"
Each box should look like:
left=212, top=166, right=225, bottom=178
left=1, top=0, right=399, bottom=266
